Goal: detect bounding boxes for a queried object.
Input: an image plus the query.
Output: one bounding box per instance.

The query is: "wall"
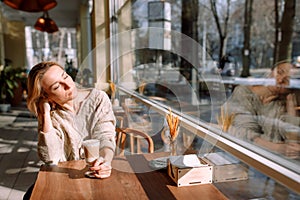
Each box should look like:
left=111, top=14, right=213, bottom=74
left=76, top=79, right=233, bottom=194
left=3, top=21, right=25, bottom=68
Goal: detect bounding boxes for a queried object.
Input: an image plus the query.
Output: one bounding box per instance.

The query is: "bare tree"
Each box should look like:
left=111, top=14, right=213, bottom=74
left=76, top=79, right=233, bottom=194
left=273, top=0, right=280, bottom=64
left=276, top=0, right=296, bottom=63
left=209, top=0, right=231, bottom=68
left=241, top=0, right=253, bottom=77
left=180, top=0, right=199, bottom=81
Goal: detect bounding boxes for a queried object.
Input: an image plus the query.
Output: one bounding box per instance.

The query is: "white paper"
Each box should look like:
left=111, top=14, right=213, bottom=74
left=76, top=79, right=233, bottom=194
left=204, top=152, right=239, bottom=165
left=169, top=154, right=205, bottom=168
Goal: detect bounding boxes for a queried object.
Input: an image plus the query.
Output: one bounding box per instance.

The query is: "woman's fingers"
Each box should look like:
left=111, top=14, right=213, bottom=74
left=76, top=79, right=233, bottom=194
left=90, top=162, right=111, bottom=171
left=92, top=164, right=112, bottom=179
left=89, top=158, right=112, bottom=179
left=284, top=143, right=300, bottom=158
left=92, top=157, right=105, bottom=167
left=93, top=169, right=112, bottom=179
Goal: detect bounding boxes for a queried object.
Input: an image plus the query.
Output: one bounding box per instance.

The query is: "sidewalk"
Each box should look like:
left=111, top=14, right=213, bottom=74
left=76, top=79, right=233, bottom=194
left=0, top=105, right=41, bottom=200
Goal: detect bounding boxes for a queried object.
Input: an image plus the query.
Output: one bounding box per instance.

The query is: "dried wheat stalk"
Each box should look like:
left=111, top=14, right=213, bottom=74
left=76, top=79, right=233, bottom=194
left=138, top=82, right=146, bottom=94
left=166, top=108, right=179, bottom=141
left=109, top=81, right=116, bottom=99
left=217, top=106, right=235, bottom=132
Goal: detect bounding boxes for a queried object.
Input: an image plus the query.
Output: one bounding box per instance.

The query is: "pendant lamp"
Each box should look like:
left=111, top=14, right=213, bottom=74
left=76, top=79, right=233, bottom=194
left=3, top=0, right=57, bottom=12
left=34, top=11, right=58, bottom=33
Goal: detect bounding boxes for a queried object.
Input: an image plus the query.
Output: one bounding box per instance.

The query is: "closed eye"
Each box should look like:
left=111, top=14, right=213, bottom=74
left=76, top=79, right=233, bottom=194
left=53, top=84, right=60, bottom=90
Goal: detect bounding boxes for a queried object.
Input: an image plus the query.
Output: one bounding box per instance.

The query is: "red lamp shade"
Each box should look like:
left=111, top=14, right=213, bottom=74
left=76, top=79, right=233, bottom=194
left=45, top=18, right=58, bottom=33
left=34, top=11, right=58, bottom=33
left=3, top=0, right=57, bottom=12
left=34, top=15, right=46, bottom=31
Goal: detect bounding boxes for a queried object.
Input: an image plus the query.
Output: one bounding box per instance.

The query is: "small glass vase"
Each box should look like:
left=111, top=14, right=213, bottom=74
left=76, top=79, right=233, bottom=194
left=170, top=139, right=177, bottom=156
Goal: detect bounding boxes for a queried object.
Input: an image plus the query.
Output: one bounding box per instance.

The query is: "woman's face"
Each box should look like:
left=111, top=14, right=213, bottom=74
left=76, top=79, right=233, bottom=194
left=41, top=65, right=77, bottom=106
left=270, top=63, right=292, bottom=95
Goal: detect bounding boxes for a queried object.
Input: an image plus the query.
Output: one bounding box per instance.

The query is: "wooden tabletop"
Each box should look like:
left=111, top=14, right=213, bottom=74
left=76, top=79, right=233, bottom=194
left=30, top=152, right=228, bottom=200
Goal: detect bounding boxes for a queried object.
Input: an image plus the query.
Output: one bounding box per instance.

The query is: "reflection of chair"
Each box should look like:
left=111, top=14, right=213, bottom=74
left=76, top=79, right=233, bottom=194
left=115, top=127, right=154, bottom=156
left=148, top=96, right=167, bottom=102
left=122, top=101, right=152, bottom=132
left=115, top=116, right=124, bottom=128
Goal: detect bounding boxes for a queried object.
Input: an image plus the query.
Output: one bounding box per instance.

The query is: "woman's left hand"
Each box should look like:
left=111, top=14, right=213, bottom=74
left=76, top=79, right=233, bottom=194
left=89, top=157, right=112, bottom=178
left=286, top=93, right=297, bottom=116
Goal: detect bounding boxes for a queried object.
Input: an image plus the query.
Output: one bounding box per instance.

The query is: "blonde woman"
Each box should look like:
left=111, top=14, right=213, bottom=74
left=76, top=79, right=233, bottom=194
left=222, top=62, right=300, bottom=158
left=27, top=61, right=116, bottom=178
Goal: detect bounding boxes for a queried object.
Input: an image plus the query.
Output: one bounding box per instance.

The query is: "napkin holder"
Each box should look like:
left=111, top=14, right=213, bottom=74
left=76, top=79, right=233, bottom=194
left=167, top=154, right=213, bottom=187
left=202, top=152, right=248, bottom=183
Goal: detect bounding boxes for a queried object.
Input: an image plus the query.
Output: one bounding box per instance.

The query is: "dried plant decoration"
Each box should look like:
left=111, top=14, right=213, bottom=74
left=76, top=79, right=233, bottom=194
left=109, top=80, right=116, bottom=100
left=138, top=82, right=146, bottom=94
left=217, top=106, right=235, bottom=132
left=166, top=108, right=180, bottom=141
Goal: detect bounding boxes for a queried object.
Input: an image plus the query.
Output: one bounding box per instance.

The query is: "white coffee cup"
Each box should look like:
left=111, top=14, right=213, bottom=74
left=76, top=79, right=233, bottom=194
left=82, top=139, right=100, bottom=165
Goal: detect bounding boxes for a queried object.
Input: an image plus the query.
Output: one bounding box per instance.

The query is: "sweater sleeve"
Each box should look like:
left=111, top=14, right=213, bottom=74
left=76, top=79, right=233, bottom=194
left=91, top=90, right=116, bottom=152
left=223, top=86, right=262, bottom=141
left=38, top=128, right=65, bottom=165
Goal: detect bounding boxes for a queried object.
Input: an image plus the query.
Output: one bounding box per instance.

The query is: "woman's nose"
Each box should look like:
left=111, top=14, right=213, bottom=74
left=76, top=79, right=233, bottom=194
left=277, top=76, right=289, bottom=86
left=62, top=80, right=71, bottom=89
left=277, top=76, right=283, bottom=84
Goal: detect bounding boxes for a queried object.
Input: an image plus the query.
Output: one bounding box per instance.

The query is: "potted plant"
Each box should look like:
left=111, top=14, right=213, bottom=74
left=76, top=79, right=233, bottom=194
left=0, top=64, right=27, bottom=112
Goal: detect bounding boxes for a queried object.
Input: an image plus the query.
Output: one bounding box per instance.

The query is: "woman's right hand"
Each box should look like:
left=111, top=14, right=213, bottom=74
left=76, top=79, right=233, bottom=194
left=277, top=142, right=300, bottom=159
left=254, top=137, right=300, bottom=159
left=37, top=98, right=54, bottom=132
left=38, top=98, right=51, bottom=115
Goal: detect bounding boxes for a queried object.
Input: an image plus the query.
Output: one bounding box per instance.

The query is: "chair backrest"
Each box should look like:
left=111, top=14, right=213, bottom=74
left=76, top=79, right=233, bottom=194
left=122, top=102, right=152, bottom=132
left=115, top=127, right=154, bottom=156
left=148, top=96, right=167, bottom=102
left=115, top=116, right=124, bottom=128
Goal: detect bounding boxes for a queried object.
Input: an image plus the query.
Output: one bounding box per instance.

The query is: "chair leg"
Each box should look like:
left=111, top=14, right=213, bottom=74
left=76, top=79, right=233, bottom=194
left=130, top=134, right=134, bottom=153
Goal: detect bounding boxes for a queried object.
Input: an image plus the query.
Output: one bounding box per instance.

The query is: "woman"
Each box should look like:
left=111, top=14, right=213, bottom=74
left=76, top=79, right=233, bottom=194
left=27, top=61, right=116, bottom=178
left=222, top=62, right=300, bottom=158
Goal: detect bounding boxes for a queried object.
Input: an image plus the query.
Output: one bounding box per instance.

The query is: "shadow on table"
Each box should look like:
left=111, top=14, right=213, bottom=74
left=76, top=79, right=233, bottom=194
left=40, top=164, right=88, bottom=179
left=126, top=154, right=177, bottom=199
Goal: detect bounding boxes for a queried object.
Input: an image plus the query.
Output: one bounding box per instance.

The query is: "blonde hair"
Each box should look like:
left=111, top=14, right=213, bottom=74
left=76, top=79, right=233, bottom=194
left=27, top=61, right=64, bottom=116
left=271, top=60, right=292, bottom=71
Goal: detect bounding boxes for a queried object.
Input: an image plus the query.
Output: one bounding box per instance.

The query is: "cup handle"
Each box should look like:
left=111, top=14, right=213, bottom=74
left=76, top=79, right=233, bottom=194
left=79, top=147, right=85, bottom=159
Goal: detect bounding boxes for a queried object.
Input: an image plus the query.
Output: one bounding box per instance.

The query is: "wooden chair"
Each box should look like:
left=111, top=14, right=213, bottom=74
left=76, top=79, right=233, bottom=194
left=148, top=96, right=167, bottom=102
left=122, top=101, right=152, bottom=133
left=115, top=116, right=124, bottom=128
left=115, top=127, right=154, bottom=156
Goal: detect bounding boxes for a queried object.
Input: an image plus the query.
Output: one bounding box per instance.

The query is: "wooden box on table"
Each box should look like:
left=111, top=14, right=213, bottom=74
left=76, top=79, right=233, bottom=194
left=202, top=152, right=248, bottom=183
left=167, top=154, right=213, bottom=187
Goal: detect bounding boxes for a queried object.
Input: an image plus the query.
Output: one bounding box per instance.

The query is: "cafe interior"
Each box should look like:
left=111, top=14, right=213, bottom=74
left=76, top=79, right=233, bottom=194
left=0, top=0, right=299, bottom=199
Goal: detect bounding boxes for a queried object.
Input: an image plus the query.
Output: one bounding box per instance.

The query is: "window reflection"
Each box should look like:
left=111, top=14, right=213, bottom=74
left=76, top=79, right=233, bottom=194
left=221, top=62, right=300, bottom=160
left=109, top=0, right=300, bottom=194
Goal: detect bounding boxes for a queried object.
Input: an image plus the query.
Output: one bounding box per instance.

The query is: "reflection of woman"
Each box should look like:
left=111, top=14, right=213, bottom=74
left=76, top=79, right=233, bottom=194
left=27, top=61, right=116, bottom=177
left=223, top=62, right=300, bottom=158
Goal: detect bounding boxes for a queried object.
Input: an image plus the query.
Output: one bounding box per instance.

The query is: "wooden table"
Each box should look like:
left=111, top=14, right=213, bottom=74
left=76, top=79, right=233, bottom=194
left=31, top=152, right=228, bottom=200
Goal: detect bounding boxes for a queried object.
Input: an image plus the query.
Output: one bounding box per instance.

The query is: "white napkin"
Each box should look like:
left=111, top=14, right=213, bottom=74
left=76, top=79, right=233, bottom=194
left=169, top=154, right=205, bottom=168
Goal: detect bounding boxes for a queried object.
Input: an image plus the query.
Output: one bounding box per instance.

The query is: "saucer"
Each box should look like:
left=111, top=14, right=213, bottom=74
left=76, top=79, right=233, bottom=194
left=85, top=171, right=96, bottom=178
left=148, top=157, right=168, bottom=170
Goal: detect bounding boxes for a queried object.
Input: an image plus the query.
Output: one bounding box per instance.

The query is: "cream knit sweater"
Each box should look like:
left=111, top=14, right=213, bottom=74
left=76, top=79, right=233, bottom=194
left=38, top=88, right=116, bottom=165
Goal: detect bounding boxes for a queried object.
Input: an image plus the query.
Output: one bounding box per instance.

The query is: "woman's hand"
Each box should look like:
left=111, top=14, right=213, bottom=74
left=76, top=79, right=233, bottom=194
left=276, top=142, right=300, bottom=159
left=90, top=157, right=112, bottom=179
left=254, top=136, right=300, bottom=159
left=286, top=93, right=297, bottom=116
left=37, top=98, right=54, bottom=132
left=38, top=98, right=51, bottom=115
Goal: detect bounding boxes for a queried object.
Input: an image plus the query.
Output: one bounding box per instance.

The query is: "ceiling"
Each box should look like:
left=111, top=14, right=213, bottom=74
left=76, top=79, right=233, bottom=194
left=0, top=0, right=82, bottom=28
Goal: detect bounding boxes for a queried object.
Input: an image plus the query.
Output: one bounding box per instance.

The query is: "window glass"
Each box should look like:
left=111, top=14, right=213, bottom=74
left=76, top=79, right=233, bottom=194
left=110, top=0, right=300, bottom=194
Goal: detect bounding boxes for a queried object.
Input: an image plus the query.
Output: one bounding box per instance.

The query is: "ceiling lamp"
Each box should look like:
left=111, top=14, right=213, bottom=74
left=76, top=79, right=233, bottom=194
left=34, top=11, right=58, bottom=33
left=3, top=0, right=57, bottom=12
